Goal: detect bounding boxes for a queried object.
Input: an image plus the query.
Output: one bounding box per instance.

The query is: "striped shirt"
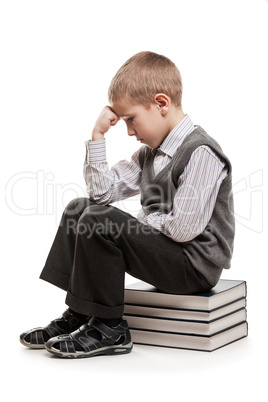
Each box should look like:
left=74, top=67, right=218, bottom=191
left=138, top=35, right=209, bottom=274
left=83, top=115, right=227, bottom=243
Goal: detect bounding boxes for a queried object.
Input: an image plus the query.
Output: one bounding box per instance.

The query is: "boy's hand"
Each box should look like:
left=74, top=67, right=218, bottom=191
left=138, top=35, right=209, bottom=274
left=92, top=106, right=120, bottom=141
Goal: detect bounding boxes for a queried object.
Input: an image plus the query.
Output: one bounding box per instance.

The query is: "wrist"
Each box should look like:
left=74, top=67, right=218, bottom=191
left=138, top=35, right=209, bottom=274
left=91, top=129, right=105, bottom=141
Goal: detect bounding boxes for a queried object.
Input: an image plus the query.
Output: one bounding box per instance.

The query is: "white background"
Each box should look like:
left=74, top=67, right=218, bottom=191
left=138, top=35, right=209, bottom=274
left=1, top=0, right=267, bottom=400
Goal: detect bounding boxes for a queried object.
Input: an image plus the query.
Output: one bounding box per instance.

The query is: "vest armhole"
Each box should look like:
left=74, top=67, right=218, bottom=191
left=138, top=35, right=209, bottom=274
left=138, top=145, right=149, bottom=170
left=171, top=139, right=231, bottom=184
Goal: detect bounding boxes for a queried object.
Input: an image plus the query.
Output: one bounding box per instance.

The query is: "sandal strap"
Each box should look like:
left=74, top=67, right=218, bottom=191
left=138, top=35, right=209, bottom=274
left=52, top=330, right=103, bottom=353
left=61, top=310, right=84, bottom=327
left=45, top=321, right=66, bottom=338
left=59, top=340, right=76, bottom=354
left=45, top=310, right=87, bottom=338
left=91, top=318, right=126, bottom=342
left=30, top=329, right=44, bottom=345
left=71, top=330, right=103, bottom=352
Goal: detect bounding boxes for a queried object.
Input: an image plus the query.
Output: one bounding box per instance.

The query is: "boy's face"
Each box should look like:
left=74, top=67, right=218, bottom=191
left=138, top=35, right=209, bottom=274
left=110, top=99, right=171, bottom=149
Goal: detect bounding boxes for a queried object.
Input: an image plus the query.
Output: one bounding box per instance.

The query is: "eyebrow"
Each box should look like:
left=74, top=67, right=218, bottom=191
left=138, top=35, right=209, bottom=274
left=120, top=114, right=134, bottom=120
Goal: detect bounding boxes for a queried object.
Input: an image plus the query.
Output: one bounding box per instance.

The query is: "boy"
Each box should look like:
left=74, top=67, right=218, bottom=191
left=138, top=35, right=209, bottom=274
left=20, top=51, right=235, bottom=358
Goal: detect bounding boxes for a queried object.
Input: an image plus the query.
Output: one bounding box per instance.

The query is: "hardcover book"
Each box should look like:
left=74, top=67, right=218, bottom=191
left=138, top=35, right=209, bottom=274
left=124, top=279, right=246, bottom=311
left=124, top=308, right=246, bottom=336
left=130, top=322, right=248, bottom=352
left=124, top=298, right=246, bottom=321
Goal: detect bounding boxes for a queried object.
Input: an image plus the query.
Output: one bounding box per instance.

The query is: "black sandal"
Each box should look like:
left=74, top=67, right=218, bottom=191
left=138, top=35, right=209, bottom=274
left=45, top=317, right=133, bottom=358
left=20, top=309, right=90, bottom=349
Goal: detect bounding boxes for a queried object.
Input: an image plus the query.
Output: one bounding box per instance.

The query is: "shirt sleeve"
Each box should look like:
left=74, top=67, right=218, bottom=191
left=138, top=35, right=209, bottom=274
left=83, top=139, right=142, bottom=204
left=140, top=146, right=228, bottom=242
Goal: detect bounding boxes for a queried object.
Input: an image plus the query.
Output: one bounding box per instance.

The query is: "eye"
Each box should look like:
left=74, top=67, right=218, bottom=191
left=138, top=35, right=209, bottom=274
left=127, top=117, right=134, bottom=123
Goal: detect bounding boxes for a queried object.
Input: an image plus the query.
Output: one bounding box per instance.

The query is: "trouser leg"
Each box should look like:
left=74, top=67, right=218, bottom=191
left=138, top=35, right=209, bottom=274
left=65, top=203, right=211, bottom=318
left=39, top=197, right=94, bottom=290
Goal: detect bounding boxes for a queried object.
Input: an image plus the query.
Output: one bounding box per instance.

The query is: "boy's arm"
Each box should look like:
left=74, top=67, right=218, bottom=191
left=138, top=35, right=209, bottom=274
left=83, top=106, right=141, bottom=204
left=139, top=146, right=227, bottom=242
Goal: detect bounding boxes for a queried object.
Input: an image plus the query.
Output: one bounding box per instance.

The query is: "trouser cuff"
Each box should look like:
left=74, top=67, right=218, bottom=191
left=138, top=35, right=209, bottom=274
left=39, top=266, right=70, bottom=291
left=65, top=290, right=124, bottom=318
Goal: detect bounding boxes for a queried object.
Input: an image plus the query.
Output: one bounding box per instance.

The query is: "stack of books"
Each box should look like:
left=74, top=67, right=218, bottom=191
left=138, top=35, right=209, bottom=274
left=124, top=279, right=248, bottom=352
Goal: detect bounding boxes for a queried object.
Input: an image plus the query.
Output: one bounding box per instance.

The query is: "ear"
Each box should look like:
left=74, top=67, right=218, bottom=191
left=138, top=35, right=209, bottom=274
left=154, top=93, right=170, bottom=116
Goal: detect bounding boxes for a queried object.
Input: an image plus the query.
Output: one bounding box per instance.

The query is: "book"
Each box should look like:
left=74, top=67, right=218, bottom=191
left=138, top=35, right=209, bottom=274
left=124, top=279, right=246, bottom=311
left=124, top=308, right=246, bottom=336
left=124, top=279, right=248, bottom=351
left=124, top=298, right=246, bottom=321
left=129, top=322, right=248, bottom=352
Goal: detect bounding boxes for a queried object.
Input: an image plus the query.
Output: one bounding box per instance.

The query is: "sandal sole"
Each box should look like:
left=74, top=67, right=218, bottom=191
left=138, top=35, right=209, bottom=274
left=20, top=337, right=46, bottom=349
left=45, top=342, right=133, bottom=359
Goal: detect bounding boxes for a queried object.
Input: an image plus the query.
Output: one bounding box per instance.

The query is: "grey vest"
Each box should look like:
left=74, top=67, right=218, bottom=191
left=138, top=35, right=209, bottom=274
left=138, top=126, right=235, bottom=286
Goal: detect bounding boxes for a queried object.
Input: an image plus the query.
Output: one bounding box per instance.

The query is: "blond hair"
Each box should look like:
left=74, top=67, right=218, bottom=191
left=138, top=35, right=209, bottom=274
left=108, top=51, right=183, bottom=108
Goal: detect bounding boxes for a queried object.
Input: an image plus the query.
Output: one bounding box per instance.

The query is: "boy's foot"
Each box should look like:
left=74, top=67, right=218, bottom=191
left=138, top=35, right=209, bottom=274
left=20, top=309, right=90, bottom=349
left=45, top=317, right=133, bottom=358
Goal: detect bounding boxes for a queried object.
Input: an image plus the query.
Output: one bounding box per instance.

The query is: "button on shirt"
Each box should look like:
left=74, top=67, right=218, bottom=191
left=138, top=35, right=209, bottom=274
left=83, top=115, right=227, bottom=243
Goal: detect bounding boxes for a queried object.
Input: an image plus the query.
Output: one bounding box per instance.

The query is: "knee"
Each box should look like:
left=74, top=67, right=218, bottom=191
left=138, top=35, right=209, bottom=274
left=78, top=204, right=112, bottom=224
left=64, top=197, right=96, bottom=216
left=75, top=204, right=113, bottom=238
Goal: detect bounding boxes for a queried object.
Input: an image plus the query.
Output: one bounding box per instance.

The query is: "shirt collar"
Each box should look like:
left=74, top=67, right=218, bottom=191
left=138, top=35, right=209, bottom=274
left=157, top=115, right=195, bottom=157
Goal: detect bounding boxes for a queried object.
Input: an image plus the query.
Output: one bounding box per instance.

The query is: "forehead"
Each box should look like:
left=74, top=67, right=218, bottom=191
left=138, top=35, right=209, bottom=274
left=110, top=101, right=136, bottom=117
left=111, top=101, right=149, bottom=119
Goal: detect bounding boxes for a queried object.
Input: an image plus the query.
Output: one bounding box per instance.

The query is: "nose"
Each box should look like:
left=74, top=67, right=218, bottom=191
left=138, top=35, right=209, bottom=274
left=127, top=126, right=136, bottom=137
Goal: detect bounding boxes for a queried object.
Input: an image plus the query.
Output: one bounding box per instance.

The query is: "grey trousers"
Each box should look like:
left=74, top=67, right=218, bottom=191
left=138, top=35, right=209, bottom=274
left=40, top=197, right=212, bottom=318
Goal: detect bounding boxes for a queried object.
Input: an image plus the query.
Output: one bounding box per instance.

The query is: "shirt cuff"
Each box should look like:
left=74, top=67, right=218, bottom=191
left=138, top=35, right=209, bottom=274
left=85, top=139, right=106, bottom=164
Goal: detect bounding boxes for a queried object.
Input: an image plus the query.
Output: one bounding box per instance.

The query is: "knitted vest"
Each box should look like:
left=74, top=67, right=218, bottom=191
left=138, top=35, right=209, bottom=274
left=138, top=126, right=235, bottom=285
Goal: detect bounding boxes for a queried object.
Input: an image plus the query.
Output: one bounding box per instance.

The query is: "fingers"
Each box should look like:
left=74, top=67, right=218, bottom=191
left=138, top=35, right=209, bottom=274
left=105, top=106, right=120, bottom=128
left=92, top=106, right=120, bottom=138
left=110, top=114, right=120, bottom=127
